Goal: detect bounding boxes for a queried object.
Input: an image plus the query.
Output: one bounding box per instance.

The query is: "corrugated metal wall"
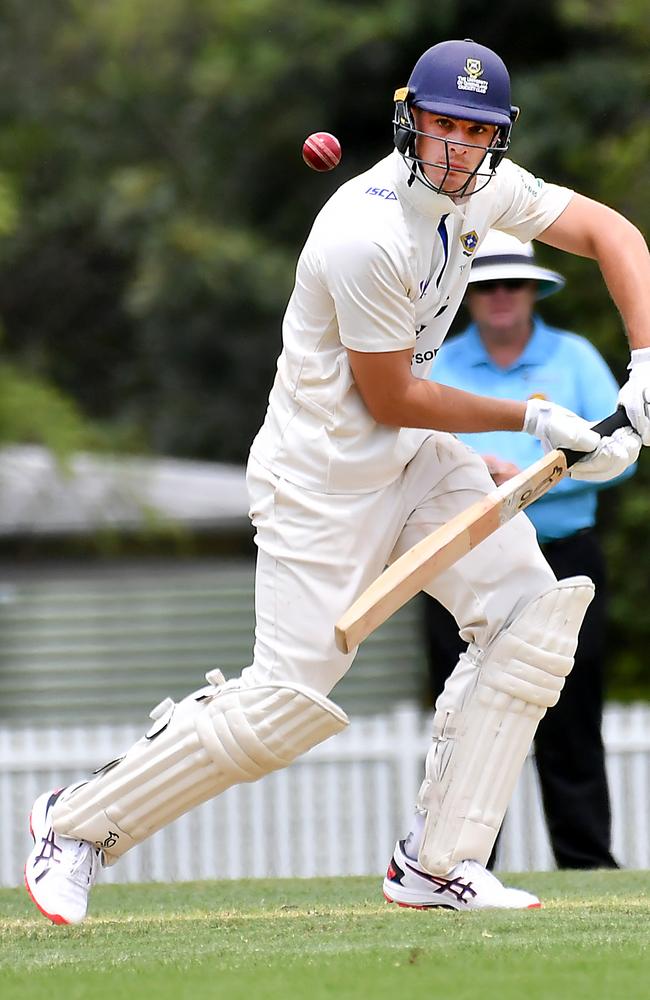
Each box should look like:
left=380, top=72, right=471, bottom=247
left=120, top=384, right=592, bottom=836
left=0, top=558, right=428, bottom=723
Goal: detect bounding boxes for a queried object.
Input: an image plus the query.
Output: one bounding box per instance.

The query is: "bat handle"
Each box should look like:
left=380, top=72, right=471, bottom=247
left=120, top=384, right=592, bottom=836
left=561, top=405, right=631, bottom=468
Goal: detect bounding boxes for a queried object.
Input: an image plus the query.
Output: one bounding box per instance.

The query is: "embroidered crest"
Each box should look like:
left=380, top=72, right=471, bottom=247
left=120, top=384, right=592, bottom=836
left=457, top=59, right=489, bottom=95
left=460, top=231, right=479, bottom=256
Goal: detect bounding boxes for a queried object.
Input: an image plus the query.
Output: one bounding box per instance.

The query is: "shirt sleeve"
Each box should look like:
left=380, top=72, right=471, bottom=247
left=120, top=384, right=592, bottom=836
left=488, top=159, right=574, bottom=243
left=322, top=237, right=416, bottom=353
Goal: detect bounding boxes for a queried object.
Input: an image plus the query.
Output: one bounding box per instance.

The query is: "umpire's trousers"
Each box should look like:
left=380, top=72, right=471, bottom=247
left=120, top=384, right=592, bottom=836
left=422, top=527, right=619, bottom=870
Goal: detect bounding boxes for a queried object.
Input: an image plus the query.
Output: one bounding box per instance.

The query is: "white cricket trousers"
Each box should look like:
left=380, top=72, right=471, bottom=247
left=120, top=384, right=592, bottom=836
left=243, top=432, right=556, bottom=697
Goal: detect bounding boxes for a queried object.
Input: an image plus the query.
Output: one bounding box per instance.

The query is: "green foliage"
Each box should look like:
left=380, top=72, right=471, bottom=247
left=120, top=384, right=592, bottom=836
left=0, top=172, right=19, bottom=239
left=0, top=0, right=458, bottom=458
left=0, top=362, right=98, bottom=459
left=560, top=0, right=650, bottom=45
left=511, top=52, right=649, bottom=367
left=0, top=355, right=141, bottom=460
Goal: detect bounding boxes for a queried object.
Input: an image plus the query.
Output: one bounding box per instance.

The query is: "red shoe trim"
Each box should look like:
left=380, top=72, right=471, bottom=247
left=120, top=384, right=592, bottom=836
left=24, top=868, right=70, bottom=926
left=527, top=902, right=543, bottom=909
left=383, top=890, right=431, bottom=911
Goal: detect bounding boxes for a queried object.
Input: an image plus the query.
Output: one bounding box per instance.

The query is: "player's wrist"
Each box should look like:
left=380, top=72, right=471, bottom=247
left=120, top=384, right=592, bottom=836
left=629, top=347, right=650, bottom=369
left=523, top=397, right=548, bottom=436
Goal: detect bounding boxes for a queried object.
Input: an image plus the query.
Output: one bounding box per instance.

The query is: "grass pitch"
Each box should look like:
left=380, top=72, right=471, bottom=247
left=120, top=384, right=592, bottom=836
left=1, top=871, right=649, bottom=1000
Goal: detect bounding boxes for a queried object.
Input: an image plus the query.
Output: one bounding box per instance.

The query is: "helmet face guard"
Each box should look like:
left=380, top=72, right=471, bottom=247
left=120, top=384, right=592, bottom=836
left=393, top=94, right=515, bottom=197
left=393, top=40, right=519, bottom=197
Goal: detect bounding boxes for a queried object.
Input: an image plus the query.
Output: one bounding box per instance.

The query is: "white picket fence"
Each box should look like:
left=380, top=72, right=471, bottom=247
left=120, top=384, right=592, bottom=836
left=1, top=702, right=649, bottom=888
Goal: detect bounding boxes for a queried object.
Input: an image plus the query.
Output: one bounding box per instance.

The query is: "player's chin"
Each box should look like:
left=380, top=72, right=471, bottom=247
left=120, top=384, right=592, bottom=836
left=428, top=174, right=462, bottom=194
left=439, top=170, right=475, bottom=195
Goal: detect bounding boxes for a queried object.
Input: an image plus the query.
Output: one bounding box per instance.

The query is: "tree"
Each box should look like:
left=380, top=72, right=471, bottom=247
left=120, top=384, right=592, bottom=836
left=0, top=0, right=649, bottom=689
left=0, top=0, right=455, bottom=459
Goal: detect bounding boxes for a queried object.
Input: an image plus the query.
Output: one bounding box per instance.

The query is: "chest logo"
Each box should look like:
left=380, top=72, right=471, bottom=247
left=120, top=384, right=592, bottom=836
left=365, top=186, right=398, bottom=200
left=460, top=231, right=479, bottom=256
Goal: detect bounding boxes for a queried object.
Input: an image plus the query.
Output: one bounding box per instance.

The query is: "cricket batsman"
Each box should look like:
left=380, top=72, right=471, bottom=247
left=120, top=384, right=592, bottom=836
left=25, top=39, right=649, bottom=923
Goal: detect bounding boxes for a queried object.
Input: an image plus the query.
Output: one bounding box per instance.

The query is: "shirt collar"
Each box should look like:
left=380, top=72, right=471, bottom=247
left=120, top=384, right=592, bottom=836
left=463, top=316, right=552, bottom=369
left=391, top=149, right=466, bottom=220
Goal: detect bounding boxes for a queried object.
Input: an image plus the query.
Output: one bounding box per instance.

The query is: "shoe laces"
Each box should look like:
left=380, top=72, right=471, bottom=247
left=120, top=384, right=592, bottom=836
left=61, top=840, right=100, bottom=889
left=457, top=860, right=502, bottom=888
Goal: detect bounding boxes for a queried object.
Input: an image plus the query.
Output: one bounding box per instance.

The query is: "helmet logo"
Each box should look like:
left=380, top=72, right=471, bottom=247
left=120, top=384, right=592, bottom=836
left=460, top=231, right=479, bottom=256
left=457, top=58, right=489, bottom=95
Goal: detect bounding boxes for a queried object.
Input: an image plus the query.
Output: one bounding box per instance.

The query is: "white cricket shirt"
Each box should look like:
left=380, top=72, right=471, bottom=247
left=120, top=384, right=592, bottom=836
left=250, top=149, right=573, bottom=493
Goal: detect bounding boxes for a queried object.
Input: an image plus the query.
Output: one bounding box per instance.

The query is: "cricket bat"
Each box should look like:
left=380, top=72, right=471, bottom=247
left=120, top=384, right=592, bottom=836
left=334, top=408, right=629, bottom=653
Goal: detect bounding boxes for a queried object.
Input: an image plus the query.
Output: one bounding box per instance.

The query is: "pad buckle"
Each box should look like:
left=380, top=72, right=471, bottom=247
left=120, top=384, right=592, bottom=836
left=146, top=696, right=176, bottom=739
left=149, top=696, right=175, bottom=721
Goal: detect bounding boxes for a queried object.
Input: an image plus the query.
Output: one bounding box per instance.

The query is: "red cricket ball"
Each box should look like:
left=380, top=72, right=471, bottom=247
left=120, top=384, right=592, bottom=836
left=302, top=132, right=342, bottom=172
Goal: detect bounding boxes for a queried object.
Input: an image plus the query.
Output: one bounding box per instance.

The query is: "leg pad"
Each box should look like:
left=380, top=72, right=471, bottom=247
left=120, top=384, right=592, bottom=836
left=418, top=576, right=594, bottom=874
left=52, top=673, right=349, bottom=861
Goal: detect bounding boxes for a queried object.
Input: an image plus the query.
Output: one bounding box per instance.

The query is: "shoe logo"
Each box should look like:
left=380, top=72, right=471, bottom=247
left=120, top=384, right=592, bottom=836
left=404, top=860, right=478, bottom=904
left=46, top=790, right=63, bottom=812
left=34, top=828, right=62, bottom=866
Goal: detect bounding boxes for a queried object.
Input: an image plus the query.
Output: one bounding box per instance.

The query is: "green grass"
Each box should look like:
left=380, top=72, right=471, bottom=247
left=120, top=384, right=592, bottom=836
left=2, top=872, right=649, bottom=1000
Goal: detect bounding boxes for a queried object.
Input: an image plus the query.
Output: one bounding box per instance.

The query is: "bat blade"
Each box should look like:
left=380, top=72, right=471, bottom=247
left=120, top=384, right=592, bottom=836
left=334, top=448, right=568, bottom=653
left=334, top=407, right=628, bottom=654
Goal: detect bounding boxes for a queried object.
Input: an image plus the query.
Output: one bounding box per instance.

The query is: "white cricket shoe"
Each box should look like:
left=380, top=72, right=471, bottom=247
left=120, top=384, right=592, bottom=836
left=383, top=840, right=541, bottom=911
left=24, top=789, right=100, bottom=925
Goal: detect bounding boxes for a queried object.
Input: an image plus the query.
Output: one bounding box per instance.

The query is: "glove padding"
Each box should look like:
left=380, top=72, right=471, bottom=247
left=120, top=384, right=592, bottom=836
left=523, top=398, right=600, bottom=454
left=569, top=425, right=641, bottom=482
left=618, top=348, right=650, bottom=446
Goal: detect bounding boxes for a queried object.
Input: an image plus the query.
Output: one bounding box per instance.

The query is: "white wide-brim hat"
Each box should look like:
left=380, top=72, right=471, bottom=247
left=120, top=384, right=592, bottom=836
left=467, top=230, right=565, bottom=300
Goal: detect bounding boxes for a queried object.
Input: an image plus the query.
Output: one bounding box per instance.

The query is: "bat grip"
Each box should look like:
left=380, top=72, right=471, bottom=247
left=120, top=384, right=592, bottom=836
left=561, top=405, right=631, bottom=468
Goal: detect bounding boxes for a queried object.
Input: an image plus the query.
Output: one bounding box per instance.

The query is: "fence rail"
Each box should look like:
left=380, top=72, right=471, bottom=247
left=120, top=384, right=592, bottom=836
left=2, top=702, right=649, bottom=888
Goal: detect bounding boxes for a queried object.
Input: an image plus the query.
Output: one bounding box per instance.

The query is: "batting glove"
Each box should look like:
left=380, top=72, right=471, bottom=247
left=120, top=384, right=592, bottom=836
left=569, top=425, right=641, bottom=482
left=618, top=348, right=650, bottom=446
left=523, top=398, right=600, bottom=454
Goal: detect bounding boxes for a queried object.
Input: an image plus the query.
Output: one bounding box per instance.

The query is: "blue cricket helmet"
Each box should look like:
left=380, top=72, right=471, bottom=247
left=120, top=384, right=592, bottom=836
left=408, top=39, right=517, bottom=127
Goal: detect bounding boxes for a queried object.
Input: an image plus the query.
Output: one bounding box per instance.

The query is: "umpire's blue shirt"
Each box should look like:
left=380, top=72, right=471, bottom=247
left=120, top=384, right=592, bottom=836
left=430, top=318, right=635, bottom=543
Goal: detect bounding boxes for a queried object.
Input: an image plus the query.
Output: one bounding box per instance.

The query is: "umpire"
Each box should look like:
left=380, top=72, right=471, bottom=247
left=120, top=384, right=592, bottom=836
left=423, top=230, right=634, bottom=869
